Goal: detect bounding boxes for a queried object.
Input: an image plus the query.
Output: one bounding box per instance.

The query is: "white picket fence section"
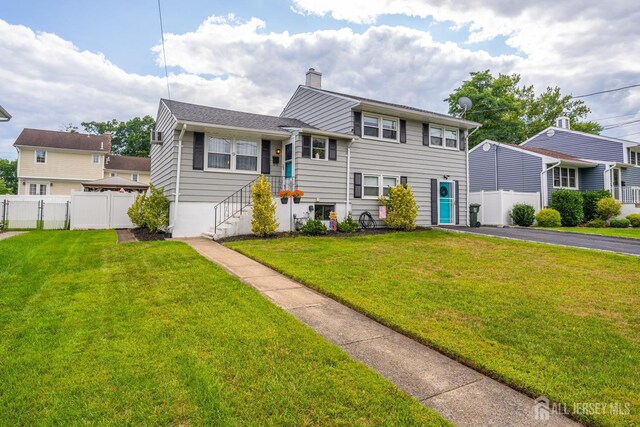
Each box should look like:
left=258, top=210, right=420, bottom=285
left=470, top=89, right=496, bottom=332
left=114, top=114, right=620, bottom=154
left=70, top=191, right=136, bottom=230
left=470, top=190, right=540, bottom=226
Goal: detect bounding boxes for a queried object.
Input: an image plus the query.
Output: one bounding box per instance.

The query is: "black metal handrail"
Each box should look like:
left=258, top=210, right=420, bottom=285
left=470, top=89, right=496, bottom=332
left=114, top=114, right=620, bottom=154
left=213, top=175, right=293, bottom=234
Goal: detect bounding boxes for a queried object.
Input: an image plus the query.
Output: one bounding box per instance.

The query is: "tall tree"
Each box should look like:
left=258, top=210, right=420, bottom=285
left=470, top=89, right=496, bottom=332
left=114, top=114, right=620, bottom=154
left=446, top=70, right=602, bottom=147
left=80, top=115, right=155, bottom=157
left=0, top=159, right=17, bottom=194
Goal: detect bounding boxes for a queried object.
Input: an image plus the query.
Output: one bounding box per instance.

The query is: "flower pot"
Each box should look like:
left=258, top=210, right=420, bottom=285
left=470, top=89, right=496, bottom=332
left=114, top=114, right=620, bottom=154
left=293, top=197, right=301, bottom=204
left=281, top=197, right=289, bottom=204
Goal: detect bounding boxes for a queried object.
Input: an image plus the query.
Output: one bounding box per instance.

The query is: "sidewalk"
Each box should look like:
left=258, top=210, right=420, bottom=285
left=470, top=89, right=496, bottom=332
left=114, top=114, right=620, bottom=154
left=180, top=238, right=579, bottom=427
left=0, top=231, right=26, bottom=241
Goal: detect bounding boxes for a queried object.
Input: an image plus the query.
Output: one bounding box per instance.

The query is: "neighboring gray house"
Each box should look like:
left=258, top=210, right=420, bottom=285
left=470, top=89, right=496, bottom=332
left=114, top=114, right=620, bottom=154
left=470, top=118, right=640, bottom=214
left=0, top=104, right=11, bottom=121
left=150, top=68, right=480, bottom=238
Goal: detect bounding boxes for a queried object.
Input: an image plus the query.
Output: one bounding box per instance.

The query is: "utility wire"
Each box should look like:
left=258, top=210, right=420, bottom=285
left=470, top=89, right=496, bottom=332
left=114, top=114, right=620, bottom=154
left=602, top=119, right=640, bottom=130
left=572, top=83, right=640, bottom=99
left=157, top=0, right=171, bottom=100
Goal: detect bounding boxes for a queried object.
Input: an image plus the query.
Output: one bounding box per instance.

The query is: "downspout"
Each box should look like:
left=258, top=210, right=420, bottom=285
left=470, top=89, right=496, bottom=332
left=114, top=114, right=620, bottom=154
left=345, top=138, right=356, bottom=216
left=540, top=161, right=561, bottom=208
left=466, top=126, right=480, bottom=226
left=169, top=123, right=187, bottom=231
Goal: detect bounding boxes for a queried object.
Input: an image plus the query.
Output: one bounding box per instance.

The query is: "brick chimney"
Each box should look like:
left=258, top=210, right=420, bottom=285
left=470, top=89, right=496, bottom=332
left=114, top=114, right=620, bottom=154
left=305, top=68, right=322, bottom=89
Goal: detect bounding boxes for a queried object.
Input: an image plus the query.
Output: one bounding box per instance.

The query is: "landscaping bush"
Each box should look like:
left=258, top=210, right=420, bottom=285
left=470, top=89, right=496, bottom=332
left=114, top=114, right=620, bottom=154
left=384, top=184, right=418, bottom=231
left=582, top=190, right=610, bottom=221
left=337, top=214, right=358, bottom=233
left=626, top=213, right=640, bottom=227
left=509, top=203, right=535, bottom=226
left=535, top=208, right=562, bottom=227
left=595, top=197, right=622, bottom=221
left=610, top=218, right=630, bottom=228
left=142, top=185, right=170, bottom=233
left=300, top=219, right=327, bottom=235
left=127, top=192, right=147, bottom=228
left=550, top=189, right=583, bottom=226
left=586, top=218, right=607, bottom=228
left=251, top=176, right=278, bottom=237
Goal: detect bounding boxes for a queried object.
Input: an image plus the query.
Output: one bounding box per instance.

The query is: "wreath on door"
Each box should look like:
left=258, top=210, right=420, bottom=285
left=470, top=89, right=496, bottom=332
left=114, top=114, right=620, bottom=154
left=440, top=186, right=449, bottom=197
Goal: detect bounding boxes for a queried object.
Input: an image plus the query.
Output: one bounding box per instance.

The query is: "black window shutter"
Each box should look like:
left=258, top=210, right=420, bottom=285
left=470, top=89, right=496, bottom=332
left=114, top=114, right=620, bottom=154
left=261, top=140, right=271, bottom=175
left=455, top=180, right=460, bottom=225
left=302, top=135, right=311, bottom=158
left=354, top=112, right=362, bottom=137
left=329, top=139, right=337, bottom=160
left=354, top=173, right=362, bottom=198
left=430, top=178, right=438, bottom=224
left=400, top=176, right=408, bottom=187
left=422, top=123, right=430, bottom=146
left=400, top=120, right=407, bottom=143
left=193, top=132, right=204, bottom=170
left=459, top=129, right=466, bottom=151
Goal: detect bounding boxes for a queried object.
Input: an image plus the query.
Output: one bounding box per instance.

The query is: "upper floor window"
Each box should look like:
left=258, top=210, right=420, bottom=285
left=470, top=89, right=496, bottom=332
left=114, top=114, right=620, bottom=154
left=362, top=114, right=399, bottom=142
left=312, top=136, right=327, bottom=160
left=207, top=136, right=258, bottom=172
left=430, top=126, right=458, bottom=149
left=131, top=173, right=139, bottom=182
left=92, top=153, right=100, bottom=164
left=629, top=150, right=638, bottom=165
left=35, top=150, right=46, bottom=163
left=553, top=166, right=578, bottom=189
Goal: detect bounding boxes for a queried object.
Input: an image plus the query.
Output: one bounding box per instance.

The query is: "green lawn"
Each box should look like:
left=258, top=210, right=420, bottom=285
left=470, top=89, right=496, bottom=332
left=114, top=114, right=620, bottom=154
left=229, top=231, right=640, bottom=427
left=0, top=231, right=448, bottom=426
left=538, top=226, right=640, bottom=239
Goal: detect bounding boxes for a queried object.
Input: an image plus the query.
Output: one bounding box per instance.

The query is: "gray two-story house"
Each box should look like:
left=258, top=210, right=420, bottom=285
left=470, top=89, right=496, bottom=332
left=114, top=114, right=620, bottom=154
left=469, top=118, right=640, bottom=218
left=150, top=69, right=480, bottom=238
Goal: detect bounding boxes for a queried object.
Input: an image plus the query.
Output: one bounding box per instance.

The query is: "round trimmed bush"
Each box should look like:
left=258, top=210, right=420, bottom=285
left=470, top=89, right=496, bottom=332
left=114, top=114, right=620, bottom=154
left=586, top=218, right=607, bottom=228
left=610, top=218, right=630, bottom=228
left=300, top=219, right=327, bottom=235
left=535, top=208, right=562, bottom=227
left=626, top=213, right=640, bottom=228
left=550, top=189, right=584, bottom=226
left=595, top=197, right=622, bottom=221
left=582, top=190, right=610, bottom=221
left=510, top=203, right=535, bottom=226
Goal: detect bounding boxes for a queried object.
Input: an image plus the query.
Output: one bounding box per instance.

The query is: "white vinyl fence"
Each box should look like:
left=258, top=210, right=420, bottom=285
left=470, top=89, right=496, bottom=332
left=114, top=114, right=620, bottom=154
left=70, top=191, right=136, bottom=230
left=470, top=190, right=540, bottom=226
left=1, top=195, right=71, bottom=230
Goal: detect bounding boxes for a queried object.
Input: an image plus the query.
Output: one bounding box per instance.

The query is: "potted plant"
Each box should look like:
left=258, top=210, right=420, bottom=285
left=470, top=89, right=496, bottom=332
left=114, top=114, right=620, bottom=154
left=291, top=189, right=304, bottom=204
left=278, top=190, right=292, bottom=204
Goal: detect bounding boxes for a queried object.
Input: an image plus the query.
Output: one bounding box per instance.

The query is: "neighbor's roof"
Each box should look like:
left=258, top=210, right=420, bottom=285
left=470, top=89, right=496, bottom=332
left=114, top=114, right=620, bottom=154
left=82, top=176, right=149, bottom=188
left=13, top=128, right=111, bottom=152
left=517, top=145, right=588, bottom=162
left=162, top=99, right=315, bottom=132
left=105, top=155, right=151, bottom=172
left=0, top=104, right=10, bottom=121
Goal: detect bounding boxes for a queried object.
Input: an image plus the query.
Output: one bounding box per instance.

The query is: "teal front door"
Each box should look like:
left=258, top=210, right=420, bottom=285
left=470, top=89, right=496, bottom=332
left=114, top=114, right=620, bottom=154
left=284, top=143, right=293, bottom=178
left=439, top=182, right=453, bottom=224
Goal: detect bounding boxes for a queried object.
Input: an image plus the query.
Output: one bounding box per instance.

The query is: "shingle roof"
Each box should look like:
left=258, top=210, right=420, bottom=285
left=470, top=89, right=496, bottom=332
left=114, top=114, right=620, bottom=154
left=162, top=99, right=315, bottom=132
left=516, top=145, right=589, bottom=162
left=13, top=128, right=111, bottom=152
left=105, top=155, right=151, bottom=172
left=0, top=104, right=10, bottom=121
left=82, top=176, right=149, bottom=189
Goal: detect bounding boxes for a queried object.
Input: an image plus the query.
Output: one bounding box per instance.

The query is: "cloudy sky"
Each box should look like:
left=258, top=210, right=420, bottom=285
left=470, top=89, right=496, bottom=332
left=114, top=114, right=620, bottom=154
left=1, top=0, right=639, bottom=160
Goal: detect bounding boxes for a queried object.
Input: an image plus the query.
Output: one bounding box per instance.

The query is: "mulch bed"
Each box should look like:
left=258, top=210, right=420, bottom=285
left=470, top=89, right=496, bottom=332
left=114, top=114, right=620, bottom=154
left=130, top=228, right=168, bottom=242
left=217, top=226, right=431, bottom=243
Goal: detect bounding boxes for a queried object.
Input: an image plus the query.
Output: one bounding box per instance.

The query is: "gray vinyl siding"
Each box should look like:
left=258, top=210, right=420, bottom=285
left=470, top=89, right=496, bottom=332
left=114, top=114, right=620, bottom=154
left=622, top=166, right=640, bottom=187
left=469, top=143, right=542, bottom=193
left=580, top=165, right=606, bottom=192
left=524, top=129, right=624, bottom=162
left=348, top=120, right=468, bottom=226
left=281, top=87, right=358, bottom=134
left=469, top=143, right=497, bottom=191
left=150, top=101, right=177, bottom=201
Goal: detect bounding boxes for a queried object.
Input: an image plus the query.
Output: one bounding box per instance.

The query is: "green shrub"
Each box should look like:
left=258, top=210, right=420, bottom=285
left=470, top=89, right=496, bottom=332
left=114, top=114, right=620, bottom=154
left=626, top=213, right=640, bottom=227
left=610, top=218, right=630, bottom=228
left=509, top=203, right=535, bottom=226
left=142, top=185, right=169, bottom=233
left=535, top=208, right=562, bottom=227
left=384, top=184, right=418, bottom=231
left=550, top=189, right=583, bottom=226
left=582, top=190, right=610, bottom=221
left=127, top=192, right=147, bottom=228
left=586, top=218, right=607, bottom=228
left=337, top=215, right=358, bottom=233
left=251, top=176, right=278, bottom=237
left=300, top=219, right=327, bottom=235
left=595, top=197, right=622, bottom=221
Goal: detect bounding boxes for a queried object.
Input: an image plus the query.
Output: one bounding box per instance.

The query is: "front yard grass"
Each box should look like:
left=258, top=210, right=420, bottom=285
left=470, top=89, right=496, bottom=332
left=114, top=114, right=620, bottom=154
left=0, top=231, right=448, bottom=426
left=538, top=226, right=640, bottom=239
left=228, top=230, right=640, bottom=427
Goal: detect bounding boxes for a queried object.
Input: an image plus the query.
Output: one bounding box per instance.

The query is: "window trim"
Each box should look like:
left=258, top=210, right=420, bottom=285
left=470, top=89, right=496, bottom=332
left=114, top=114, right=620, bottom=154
left=552, top=166, right=579, bottom=189
left=362, top=173, right=400, bottom=199
left=27, top=181, right=49, bottom=195
left=429, top=125, right=459, bottom=150
left=34, top=150, right=47, bottom=164
left=361, top=113, right=400, bottom=143
left=204, top=135, right=261, bottom=174
left=314, top=204, right=336, bottom=221
left=131, top=173, right=139, bottom=182
left=92, top=153, right=101, bottom=164
left=310, top=135, right=328, bottom=161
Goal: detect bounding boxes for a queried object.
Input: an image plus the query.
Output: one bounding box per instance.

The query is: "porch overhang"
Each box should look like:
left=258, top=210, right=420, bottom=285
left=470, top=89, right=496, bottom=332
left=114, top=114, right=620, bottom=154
left=177, top=120, right=292, bottom=140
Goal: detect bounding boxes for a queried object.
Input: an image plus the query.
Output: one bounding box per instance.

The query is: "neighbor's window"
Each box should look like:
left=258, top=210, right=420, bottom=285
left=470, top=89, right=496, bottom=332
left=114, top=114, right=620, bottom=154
left=630, top=151, right=638, bottom=165
left=363, top=115, right=380, bottom=138
left=39, top=184, right=47, bottom=195
left=363, top=175, right=380, bottom=197
left=207, top=137, right=232, bottom=169
left=29, top=184, right=37, bottom=195
left=362, top=114, right=399, bottom=142
left=28, top=183, right=46, bottom=195
left=314, top=204, right=335, bottom=221
left=236, top=140, right=258, bottom=171
left=110, top=172, right=117, bottom=177
left=553, top=166, right=577, bottom=189
left=131, top=173, right=139, bottom=182
left=312, top=136, right=327, bottom=160
left=92, top=153, right=100, bottom=164
left=36, top=150, right=46, bottom=163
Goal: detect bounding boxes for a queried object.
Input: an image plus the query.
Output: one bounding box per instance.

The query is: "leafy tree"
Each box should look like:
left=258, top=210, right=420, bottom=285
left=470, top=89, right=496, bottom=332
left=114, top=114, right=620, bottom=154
left=80, top=115, right=155, bottom=157
left=251, top=176, right=278, bottom=236
left=0, top=159, right=17, bottom=194
left=0, top=177, right=11, bottom=195
left=446, top=70, right=602, bottom=147
left=384, top=184, right=418, bottom=231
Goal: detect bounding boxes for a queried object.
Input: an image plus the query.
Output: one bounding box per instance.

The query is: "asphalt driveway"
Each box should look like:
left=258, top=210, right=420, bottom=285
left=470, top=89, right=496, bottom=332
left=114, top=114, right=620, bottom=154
left=444, top=226, right=640, bottom=256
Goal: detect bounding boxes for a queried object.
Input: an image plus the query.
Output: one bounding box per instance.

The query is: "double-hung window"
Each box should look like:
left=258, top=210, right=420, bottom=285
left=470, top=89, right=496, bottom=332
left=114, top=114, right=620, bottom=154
left=36, top=150, right=46, bottom=163
left=362, top=114, right=399, bottom=142
left=92, top=153, right=100, bottom=164
left=131, top=173, right=139, bottom=182
left=630, top=150, right=638, bottom=165
left=430, top=126, right=458, bottom=149
left=236, top=140, right=258, bottom=171
left=207, top=137, right=232, bottom=170
left=363, top=174, right=399, bottom=198
left=28, top=183, right=47, bottom=195
left=312, top=136, right=327, bottom=160
left=207, top=136, right=259, bottom=172
left=553, top=166, right=577, bottom=189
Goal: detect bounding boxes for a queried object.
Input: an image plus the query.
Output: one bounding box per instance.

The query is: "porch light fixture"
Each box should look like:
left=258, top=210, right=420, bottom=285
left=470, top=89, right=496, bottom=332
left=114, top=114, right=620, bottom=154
left=275, top=148, right=282, bottom=155
left=443, top=175, right=450, bottom=180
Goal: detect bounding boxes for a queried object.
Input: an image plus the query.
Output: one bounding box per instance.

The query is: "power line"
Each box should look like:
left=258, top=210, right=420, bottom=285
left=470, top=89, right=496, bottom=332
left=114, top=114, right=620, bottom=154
left=590, top=111, right=639, bottom=122
left=572, top=83, right=640, bottom=99
left=602, top=118, right=640, bottom=130
left=157, top=0, right=171, bottom=99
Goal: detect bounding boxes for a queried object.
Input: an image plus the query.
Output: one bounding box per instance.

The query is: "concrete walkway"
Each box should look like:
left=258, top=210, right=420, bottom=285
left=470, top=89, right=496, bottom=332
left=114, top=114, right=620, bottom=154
left=0, top=231, right=26, bottom=241
left=180, top=238, right=579, bottom=427
left=440, top=226, right=640, bottom=256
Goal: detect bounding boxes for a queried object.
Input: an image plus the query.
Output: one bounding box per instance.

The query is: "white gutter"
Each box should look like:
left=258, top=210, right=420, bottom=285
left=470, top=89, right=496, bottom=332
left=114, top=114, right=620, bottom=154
left=345, top=138, right=357, bottom=215
left=169, top=123, right=187, bottom=231
left=540, top=161, right=561, bottom=208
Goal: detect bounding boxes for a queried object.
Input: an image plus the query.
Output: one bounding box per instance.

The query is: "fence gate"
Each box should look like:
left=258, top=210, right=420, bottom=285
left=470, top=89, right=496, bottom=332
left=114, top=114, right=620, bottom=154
left=1, top=198, right=70, bottom=230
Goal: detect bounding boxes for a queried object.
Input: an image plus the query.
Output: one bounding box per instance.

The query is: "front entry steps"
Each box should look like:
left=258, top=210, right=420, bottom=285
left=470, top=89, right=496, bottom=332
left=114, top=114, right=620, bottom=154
left=201, top=213, right=245, bottom=240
